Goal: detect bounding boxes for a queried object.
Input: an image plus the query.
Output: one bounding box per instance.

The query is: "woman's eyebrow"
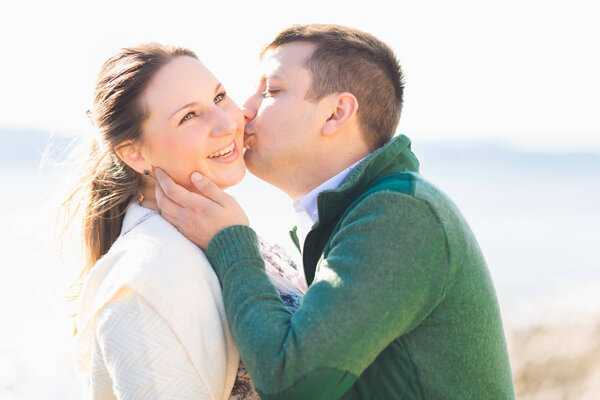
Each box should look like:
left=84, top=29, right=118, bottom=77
left=169, top=102, right=198, bottom=119
left=168, top=83, right=224, bottom=119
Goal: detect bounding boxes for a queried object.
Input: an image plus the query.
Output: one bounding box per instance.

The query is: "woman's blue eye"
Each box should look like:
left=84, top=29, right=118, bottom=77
left=180, top=92, right=226, bottom=125
left=180, top=111, right=196, bottom=124
left=214, top=91, right=227, bottom=104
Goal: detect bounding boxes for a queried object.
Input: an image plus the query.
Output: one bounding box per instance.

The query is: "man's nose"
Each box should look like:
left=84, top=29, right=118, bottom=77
left=242, top=95, right=259, bottom=123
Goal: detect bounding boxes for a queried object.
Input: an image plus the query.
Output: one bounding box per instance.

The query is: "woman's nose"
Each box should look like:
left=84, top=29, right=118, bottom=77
left=210, top=108, right=238, bottom=137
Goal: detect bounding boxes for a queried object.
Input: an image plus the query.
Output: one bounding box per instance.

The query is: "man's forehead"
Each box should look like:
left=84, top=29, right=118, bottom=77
left=261, top=42, right=316, bottom=78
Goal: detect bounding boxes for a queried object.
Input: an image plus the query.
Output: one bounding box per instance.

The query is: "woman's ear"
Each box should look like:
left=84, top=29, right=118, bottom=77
left=322, top=93, right=359, bottom=136
left=114, top=140, right=151, bottom=174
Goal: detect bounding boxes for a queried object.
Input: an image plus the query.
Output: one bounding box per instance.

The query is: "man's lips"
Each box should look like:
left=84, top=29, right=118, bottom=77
left=243, top=132, right=254, bottom=149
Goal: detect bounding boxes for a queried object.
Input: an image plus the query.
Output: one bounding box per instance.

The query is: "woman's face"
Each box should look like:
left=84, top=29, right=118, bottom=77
left=139, top=56, right=245, bottom=190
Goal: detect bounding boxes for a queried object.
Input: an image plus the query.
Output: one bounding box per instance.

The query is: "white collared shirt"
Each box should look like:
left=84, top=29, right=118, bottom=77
left=293, top=157, right=365, bottom=249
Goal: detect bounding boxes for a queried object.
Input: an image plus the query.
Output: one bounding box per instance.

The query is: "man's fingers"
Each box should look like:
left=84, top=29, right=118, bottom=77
left=155, top=168, right=219, bottom=219
left=153, top=170, right=248, bottom=249
left=155, top=181, right=184, bottom=218
left=190, top=172, right=228, bottom=205
left=155, top=168, right=192, bottom=207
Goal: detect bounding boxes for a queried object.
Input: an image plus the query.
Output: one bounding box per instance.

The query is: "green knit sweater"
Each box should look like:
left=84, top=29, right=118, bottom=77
left=206, top=135, right=515, bottom=399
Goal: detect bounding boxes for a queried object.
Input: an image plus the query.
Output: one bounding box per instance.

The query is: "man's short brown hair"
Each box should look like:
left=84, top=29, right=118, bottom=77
left=262, top=24, right=404, bottom=150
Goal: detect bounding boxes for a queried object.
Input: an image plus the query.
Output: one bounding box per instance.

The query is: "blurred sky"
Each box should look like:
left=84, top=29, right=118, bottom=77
left=1, top=0, right=599, bottom=151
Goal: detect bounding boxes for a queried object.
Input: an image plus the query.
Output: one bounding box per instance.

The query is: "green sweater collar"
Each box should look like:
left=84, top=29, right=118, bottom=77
left=316, top=134, right=420, bottom=227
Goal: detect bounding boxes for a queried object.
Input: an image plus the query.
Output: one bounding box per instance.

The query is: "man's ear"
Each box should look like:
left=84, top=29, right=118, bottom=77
left=114, top=140, right=151, bottom=174
left=322, top=92, right=359, bottom=136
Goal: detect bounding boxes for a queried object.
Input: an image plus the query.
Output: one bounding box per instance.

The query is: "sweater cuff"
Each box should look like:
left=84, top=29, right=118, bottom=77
left=206, top=225, right=263, bottom=279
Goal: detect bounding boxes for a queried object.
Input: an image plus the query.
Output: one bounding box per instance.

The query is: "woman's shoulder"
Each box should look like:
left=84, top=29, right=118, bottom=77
left=77, top=203, right=238, bottom=384
left=95, top=203, right=221, bottom=306
left=116, top=202, right=209, bottom=262
left=78, top=203, right=223, bottom=339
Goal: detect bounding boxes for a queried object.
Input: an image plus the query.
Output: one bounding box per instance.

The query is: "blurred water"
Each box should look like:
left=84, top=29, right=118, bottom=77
left=415, top=143, right=600, bottom=328
left=417, top=143, right=600, bottom=297
left=0, top=162, right=82, bottom=399
left=1, top=130, right=599, bottom=397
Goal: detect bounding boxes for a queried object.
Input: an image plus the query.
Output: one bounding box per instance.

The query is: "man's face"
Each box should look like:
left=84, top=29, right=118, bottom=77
left=243, top=42, right=326, bottom=190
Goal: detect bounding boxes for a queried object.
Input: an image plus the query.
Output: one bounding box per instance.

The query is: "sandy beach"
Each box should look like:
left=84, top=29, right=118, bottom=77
left=503, top=282, right=600, bottom=399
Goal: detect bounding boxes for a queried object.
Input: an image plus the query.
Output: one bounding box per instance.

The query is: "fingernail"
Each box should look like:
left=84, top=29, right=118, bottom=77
left=155, top=168, right=163, bottom=178
left=191, top=172, right=203, bottom=182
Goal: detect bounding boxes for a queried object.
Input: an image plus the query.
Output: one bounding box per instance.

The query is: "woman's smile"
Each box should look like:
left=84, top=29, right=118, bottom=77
left=207, top=141, right=236, bottom=159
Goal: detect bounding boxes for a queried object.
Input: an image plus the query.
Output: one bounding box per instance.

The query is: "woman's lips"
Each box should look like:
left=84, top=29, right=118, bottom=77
left=208, top=141, right=239, bottom=163
left=207, top=142, right=235, bottom=159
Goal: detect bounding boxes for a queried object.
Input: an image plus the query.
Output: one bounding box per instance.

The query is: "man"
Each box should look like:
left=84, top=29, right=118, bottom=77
left=155, top=24, right=515, bottom=399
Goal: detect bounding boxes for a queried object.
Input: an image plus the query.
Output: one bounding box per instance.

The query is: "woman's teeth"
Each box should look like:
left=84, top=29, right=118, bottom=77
left=208, top=143, right=235, bottom=159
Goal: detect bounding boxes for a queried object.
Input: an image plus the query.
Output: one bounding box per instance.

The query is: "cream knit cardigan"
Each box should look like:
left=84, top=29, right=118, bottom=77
left=75, top=203, right=239, bottom=399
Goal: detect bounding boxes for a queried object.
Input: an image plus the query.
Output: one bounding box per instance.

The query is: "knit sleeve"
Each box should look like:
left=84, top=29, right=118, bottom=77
left=206, top=191, right=449, bottom=400
left=92, top=289, right=213, bottom=400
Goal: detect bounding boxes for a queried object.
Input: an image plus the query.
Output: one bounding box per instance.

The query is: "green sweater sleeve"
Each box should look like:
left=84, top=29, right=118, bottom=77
left=206, top=191, right=450, bottom=399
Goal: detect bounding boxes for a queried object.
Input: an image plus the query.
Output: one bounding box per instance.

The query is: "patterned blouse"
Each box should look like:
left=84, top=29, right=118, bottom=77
left=229, top=237, right=306, bottom=400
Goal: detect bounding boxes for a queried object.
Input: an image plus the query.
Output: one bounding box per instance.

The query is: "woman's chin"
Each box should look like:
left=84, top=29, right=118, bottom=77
left=205, top=141, right=247, bottom=189
left=199, top=163, right=246, bottom=191
left=215, top=168, right=246, bottom=190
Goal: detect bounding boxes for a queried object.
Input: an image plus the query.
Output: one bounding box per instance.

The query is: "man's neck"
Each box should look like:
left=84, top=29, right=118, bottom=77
left=286, top=150, right=370, bottom=200
left=292, top=155, right=366, bottom=250
left=295, top=155, right=365, bottom=217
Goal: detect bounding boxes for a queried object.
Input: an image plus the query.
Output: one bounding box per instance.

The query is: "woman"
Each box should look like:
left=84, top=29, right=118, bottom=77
left=60, top=43, right=306, bottom=399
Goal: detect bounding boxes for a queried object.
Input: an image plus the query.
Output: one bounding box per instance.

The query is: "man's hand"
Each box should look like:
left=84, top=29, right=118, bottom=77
left=154, top=168, right=249, bottom=250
